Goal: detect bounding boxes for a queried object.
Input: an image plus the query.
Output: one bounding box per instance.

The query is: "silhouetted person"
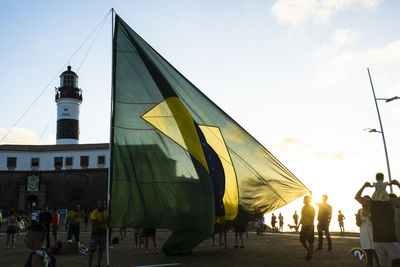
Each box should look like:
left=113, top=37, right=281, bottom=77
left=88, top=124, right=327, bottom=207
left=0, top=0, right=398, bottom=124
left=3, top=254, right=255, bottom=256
left=299, top=196, right=315, bottom=261
left=278, top=213, right=284, bottom=231
left=293, top=211, right=299, bottom=226
left=271, top=213, right=277, bottom=231
left=338, top=210, right=345, bottom=234
left=315, top=195, right=332, bottom=251
left=234, top=224, right=245, bottom=248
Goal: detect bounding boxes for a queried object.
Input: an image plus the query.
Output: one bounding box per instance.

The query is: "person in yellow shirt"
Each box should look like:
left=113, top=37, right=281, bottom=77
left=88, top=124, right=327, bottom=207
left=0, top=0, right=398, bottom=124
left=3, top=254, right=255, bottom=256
left=89, top=200, right=107, bottom=267
left=299, top=195, right=315, bottom=261
left=66, top=204, right=83, bottom=245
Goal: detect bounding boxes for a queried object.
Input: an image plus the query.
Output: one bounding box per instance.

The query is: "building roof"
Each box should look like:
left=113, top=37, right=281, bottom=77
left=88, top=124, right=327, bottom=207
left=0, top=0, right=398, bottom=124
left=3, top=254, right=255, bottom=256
left=0, top=143, right=109, bottom=152
left=60, top=65, right=78, bottom=77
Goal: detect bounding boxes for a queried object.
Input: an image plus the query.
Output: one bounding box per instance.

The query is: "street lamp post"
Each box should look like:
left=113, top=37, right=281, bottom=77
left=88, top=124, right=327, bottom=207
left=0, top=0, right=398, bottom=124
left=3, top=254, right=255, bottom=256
left=367, top=68, right=399, bottom=193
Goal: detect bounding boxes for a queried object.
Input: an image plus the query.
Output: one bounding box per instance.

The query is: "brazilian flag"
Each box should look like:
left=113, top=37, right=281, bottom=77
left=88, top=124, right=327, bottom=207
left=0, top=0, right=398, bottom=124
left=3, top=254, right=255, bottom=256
left=109, top=14, right=309, bottom=255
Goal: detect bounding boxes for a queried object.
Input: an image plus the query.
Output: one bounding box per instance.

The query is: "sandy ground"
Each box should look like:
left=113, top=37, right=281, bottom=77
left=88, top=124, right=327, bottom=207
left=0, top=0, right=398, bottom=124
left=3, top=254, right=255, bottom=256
left=0, top=229, right=366, bottom=267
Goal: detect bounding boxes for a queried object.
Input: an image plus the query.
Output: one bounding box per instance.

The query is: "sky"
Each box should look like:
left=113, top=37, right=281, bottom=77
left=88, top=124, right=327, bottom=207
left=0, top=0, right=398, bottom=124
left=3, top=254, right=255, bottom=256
left=1, top=0, right=400, bottom=232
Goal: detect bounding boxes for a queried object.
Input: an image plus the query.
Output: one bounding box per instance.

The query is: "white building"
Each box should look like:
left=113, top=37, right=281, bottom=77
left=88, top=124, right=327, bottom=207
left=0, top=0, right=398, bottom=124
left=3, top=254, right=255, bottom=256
left=0, top=143, right=109, bottom=171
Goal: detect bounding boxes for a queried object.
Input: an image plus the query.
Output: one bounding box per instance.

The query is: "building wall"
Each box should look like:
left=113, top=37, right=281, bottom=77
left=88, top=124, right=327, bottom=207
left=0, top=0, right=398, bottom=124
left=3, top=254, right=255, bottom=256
left=0, top=169, right=108, bottom=211
left=0, top=149, right=109, bottom=171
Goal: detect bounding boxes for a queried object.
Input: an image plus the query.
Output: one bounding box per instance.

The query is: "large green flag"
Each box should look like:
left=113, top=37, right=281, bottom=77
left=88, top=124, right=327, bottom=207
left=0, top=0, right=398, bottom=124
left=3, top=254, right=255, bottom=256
left=109, top=14, right=309, bottom=255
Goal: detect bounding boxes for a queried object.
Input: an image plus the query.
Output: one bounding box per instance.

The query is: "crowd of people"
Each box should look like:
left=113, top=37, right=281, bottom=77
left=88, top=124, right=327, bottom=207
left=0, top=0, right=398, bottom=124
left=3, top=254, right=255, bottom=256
left=297, top=172, right=400, bottom=266
left=2, top=172, right=400, bottom=266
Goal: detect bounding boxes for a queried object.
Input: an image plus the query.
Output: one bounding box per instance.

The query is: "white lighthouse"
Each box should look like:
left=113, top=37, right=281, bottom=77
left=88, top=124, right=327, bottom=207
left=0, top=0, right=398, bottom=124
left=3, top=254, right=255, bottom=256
left=55, top=66, right=82, bottom=144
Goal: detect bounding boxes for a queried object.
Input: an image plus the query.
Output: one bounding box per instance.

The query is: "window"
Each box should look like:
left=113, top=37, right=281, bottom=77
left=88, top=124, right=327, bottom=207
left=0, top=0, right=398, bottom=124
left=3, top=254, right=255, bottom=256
left=61, top=74, right=77, bottom=87
left=31, top=158, right=40, bottom=169
left=98, top=155, right=105, bottom=166
left=54, top=157, right=63, bottom=170
left=7, top=157, right=17, bottom=170
left=65, top=157, right=73, bottom=169
left=80, top=156, right=89, bottom=168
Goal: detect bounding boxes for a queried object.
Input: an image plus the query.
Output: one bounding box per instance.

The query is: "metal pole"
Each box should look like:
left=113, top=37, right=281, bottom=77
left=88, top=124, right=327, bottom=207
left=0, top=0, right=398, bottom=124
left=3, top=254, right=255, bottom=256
left=106, top=8, right=115, bottom=267
left=367, top=68, right=393, bottom=193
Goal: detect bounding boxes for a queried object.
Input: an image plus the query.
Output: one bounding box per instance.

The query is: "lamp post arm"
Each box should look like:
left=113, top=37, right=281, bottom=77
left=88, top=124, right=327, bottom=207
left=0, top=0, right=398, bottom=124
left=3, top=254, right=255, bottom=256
left=367, top=68, right=393, bottom=193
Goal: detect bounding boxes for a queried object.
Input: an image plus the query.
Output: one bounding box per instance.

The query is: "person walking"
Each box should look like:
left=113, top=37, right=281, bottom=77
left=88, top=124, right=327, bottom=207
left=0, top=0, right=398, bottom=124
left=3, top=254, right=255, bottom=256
left=315, top=195, right=332, bottom=251
left=66, top=204, right=83, bottom=246
left=299, top=196, right=315, bottom=261
left=88, top=200, right=108, bottom=267
left=338, top=210, right=345, bottom=234
left=39, top=206, right=52, bottom=248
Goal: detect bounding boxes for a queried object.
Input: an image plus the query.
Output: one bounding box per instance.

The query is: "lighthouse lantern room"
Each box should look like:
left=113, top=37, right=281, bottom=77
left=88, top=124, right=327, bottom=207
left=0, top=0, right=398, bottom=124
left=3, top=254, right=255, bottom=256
left=55, top=66, right=82, bottom=144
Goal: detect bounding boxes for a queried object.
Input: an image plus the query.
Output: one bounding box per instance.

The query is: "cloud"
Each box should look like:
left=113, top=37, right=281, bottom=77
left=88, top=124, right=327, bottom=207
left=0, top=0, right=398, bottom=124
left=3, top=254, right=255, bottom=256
left=0, top=128, right=40, bottom=145
left=273, top=137, right=354, bottom=160
left=0, top=128, right=55, bottom=145
left=270, top=0, right=381, bottom=28
left=313, top=149, right=354, bottom=160
left=273, top=137, right=309, bottom=152
left=332, top=28, right=361, bottom=46
left=315, top=39, right=400, bottom=83
left=314, top=28, right=361, bottom=59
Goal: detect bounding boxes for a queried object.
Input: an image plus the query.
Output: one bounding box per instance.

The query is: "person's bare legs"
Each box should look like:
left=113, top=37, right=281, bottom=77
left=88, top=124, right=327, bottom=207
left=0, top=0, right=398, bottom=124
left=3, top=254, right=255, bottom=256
left=134, top=233, right=139, bottom=248
left=223, top=231, right=228, bottom=249
left=145, top=237, right=149, bottom=254
left=6, top=234, right=10, bottom=248
left=89, top=251, right=95, bottom=267
left=301, top=241, right=309, bottom=252
left=151, top=236, right=159, bottom=253
left=234, top=232, right=238, bottom=247
left=10, top=234, right=15, bottom=248
left=97, top=249, right=104, bottom=266
left=301, top=241, right=313, bottom=260
left=239, top=232, right=244, bottom=247
left=53, top=233, right=57, bottom=247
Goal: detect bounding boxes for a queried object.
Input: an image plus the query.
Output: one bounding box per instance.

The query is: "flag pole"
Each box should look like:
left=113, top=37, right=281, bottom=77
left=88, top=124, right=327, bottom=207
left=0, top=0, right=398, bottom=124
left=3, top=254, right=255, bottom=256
left=106, top=7, right=115, bottom=267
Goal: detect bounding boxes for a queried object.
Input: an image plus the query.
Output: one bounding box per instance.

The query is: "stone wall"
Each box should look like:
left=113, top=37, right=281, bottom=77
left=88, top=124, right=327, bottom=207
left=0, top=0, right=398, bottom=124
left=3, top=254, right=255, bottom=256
left=0, top=169, right=107, bottom=211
